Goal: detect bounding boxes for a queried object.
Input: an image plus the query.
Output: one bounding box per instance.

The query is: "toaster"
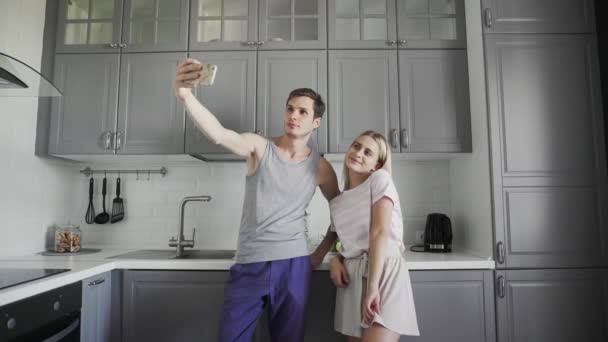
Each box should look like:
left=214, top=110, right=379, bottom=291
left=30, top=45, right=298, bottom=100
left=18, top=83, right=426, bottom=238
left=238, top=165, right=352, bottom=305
left=424, top=213, right=452, bottom=253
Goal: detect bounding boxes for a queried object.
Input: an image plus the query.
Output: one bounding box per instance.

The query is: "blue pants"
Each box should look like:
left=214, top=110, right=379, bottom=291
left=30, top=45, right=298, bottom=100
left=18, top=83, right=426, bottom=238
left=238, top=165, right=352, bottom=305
left=219, top=255, right=312, bottom=342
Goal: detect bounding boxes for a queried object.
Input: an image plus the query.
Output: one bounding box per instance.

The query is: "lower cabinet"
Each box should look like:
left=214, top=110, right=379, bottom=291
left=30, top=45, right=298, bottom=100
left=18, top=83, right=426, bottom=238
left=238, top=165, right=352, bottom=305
left=122, top=269, right=495, bottom=342
left=495, top=269, right=608, bottom=342
left=81, top=271, right=113, bottom=342
left=401, top=270, right=496, bottom=342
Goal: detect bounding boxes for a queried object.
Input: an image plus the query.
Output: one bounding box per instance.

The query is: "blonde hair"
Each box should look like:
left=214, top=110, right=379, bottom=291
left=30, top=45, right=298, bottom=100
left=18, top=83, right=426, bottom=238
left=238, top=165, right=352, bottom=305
left=343, top=130, right=392, bottom=190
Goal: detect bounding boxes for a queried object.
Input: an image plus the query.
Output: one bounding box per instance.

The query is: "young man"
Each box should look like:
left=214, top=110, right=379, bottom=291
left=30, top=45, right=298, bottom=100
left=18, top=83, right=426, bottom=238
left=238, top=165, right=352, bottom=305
left=175, top=59, right=340, bottom=342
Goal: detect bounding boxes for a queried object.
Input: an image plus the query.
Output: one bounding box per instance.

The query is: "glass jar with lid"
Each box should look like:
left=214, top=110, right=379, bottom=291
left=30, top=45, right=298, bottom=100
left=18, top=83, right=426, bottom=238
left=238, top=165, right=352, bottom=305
left=54, top=224, right=82, bottom=253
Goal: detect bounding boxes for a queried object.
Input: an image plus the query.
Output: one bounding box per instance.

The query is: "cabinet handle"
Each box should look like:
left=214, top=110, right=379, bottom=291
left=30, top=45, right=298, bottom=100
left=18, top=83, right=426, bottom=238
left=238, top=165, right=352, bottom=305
left=397, top=40, right=407, bottom=46
left=119, top=43, right=127, bottom=48
left=256, top=41, right=265, bottom=46
left=400, top=129, right=409, bottom=149
left=88, top=278, right=105, bottom=286
left=115, top=131, right=123, bottom=150
left=484, top=8, right=493, bottom=28
left=100, top=131, right=114, bottom=150
left=390, top=129, right=399, bottom=149
left=109, top=43, right=118, bottom=48
left=497, top=275, right=505, bottom=298
left=496, top=241, right=505, bottom=264
left=245, top=41, right=257, bottom=46
left=386, top=40, right=397, bottom=46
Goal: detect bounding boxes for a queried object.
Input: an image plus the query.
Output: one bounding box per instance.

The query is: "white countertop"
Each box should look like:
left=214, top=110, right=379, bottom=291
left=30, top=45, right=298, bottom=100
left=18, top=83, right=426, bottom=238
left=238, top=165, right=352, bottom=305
left=0, top=247, right=494, bottom=306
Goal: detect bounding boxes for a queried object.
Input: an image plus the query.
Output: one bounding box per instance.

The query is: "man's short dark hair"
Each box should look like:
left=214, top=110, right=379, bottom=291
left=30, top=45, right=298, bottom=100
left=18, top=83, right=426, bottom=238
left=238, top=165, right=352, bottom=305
left=286, top=88, right=325, bottom=119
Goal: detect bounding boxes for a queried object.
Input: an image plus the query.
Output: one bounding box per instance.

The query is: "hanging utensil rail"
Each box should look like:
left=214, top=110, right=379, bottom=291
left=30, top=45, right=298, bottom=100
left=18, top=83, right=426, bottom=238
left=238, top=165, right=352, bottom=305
left=80, top=167, right=167, bottom=177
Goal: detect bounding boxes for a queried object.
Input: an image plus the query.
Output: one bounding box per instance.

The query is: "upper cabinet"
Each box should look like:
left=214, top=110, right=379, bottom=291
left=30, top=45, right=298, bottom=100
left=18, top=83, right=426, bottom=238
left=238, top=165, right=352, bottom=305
left=56, top=0, right=189, bottom=53
left=56, top=0, right=123, bottom=53
left=481, top=0, right=596, bottom=34
left=189, top=0, right=327, bottom=51
left=328, top=0, right=466, bottom=49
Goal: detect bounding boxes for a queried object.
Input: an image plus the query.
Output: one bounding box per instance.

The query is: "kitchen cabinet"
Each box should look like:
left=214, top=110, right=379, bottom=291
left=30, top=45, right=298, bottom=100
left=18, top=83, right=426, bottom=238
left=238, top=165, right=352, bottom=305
left=481, top=0, right=596, bottom=34
left=328, top=49, right=471, bottom=153
left=56, top=0, right=189, bottom=53
left=189, top=0, right=326, bottom=51
left=398, top=49, right=471, bottom=152
left=494, top=269, right=608, bottom=342
left=328, top=0, right=466, bottom=49
left=122, top=270, right=229, bottom=341
left=81, top=271, right=112, bottom=342
left=400, top=270, right=496, bottom=342
left=485, top=34, right=607, bottom=268
left=186, top=50, right=328, bottom=155
left=49, top=52, right=186, bottom=155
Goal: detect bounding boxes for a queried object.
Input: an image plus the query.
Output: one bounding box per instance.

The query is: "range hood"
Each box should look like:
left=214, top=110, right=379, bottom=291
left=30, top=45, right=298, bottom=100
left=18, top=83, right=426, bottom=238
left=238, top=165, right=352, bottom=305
left=0, top=53, right=62, bottom=97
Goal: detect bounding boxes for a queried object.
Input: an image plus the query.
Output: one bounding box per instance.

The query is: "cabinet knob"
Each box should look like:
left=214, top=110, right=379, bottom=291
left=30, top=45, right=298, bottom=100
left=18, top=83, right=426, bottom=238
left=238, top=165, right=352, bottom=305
left=119, top=43, right=127, bottom=48
left=115, top=131, right=123, bottom=151
left=386, top=40, right=397, bottom=46
left=99, top=131, right=114, bottom=150
left=397, top=40, right=407, bottom=46
left=6, top=318, right=16, bottom=330
left=53, top=301, right=61, bottom=311
left=400, top=129, right=409, bottom=149
left=390, top=129, right=399, bottom=149
left=257, top=41, right=265, bottom=46
left=245, top=41, right=257, bottom=46
left=484, top=8, right=493, bottom=28
left=109, top=43, right=118, bottom=48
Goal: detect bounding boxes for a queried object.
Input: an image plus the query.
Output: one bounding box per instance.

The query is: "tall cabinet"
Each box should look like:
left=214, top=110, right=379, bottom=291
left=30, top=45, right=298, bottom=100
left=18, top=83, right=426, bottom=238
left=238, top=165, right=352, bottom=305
left=483, top=1, right=608, bottom=341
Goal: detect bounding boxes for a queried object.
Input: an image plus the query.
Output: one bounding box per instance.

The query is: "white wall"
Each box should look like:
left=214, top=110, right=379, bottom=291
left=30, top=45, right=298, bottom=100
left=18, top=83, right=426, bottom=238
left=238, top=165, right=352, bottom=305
left=0, top=0, right=81, bottom=257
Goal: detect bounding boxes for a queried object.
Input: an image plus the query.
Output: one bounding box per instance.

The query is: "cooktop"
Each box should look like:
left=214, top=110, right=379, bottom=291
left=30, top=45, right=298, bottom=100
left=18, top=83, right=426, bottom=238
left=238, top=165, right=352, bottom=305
left=0, top=268, right=70, bottom=290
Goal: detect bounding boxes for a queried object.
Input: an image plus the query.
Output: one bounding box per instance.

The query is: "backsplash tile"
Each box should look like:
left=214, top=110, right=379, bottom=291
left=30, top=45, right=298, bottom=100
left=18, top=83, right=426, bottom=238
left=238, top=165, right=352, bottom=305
left=76, top=159, right=452, bottom=250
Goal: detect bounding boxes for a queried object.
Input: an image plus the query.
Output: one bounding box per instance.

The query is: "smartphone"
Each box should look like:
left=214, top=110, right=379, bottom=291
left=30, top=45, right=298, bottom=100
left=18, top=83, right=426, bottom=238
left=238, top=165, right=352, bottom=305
left=191, top=63, right=217, bottom=86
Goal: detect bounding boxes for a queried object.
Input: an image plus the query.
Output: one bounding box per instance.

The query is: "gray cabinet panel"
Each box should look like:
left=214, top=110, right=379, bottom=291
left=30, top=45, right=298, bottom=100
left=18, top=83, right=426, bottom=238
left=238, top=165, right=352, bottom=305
left=495, top=269, right=608, bottom=342
left=401, top=270, right=496, bottom=342
left=55, top=0, right=124, bottom=53
left=122, top=270, right=229, bottom=342
left=116, top=52, right=186, bottom=154
left=185, top=51, right=257, bottom=154
left=328, top=50, right=400, bottom=152
left=81, top=271, right=112, bottom=342
left=396, top=0, right=467, bottom=49
left=49, top=54, right=119, bottom=154
left=500, top=187, right=603, bottom=268
left=257, top=50, right=328, bottom=152
left=481, top=0, right=596, bottom=34
left=398, top=50, right=471, bottom=152
left=328, top=0, right=398, bottom=49
left=485, top=35, right=598, bottom=185
left=121, top=0, right=189, bottom=52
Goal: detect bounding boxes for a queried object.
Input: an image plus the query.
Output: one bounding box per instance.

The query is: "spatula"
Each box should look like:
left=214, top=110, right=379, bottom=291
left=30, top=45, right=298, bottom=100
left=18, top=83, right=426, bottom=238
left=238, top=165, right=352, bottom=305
left=111, top=177, right=124, bottom=223
left=94, top=176, right=110, bottom=224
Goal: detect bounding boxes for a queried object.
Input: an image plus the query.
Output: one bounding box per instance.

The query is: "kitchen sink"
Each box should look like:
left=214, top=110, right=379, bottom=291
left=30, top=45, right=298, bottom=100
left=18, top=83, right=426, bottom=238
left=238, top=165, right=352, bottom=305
left=108, top=249, right=235, bottom=260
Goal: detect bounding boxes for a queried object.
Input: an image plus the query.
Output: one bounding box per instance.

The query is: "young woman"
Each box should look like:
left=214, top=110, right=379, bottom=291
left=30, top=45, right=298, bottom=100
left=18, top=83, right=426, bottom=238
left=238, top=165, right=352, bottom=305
left=328, top=130, right=419, bottom=342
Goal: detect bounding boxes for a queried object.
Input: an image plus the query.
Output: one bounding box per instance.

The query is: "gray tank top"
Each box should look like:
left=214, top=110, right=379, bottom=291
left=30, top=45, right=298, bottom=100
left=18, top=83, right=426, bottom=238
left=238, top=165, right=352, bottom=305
left=236, top=139, right=320, bottom=263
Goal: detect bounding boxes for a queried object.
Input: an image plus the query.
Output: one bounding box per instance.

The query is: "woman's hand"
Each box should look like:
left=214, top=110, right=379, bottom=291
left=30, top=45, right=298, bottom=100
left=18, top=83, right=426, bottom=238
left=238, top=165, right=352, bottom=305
left=362, top=286, right=381, bottom=325
left=329, top=256, right=349, bottom=288
left=175, top=58, right=203, bottom=100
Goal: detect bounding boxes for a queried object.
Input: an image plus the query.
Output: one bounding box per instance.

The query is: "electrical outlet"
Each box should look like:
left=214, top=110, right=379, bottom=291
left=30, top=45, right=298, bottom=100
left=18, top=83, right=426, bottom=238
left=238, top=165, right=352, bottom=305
left=415, top=230, right=425, bottom=244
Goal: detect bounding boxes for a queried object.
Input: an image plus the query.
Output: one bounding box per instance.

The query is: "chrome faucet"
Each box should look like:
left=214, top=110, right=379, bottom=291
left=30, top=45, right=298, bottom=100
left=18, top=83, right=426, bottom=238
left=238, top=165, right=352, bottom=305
left=169, top=195, right=212, bottom=258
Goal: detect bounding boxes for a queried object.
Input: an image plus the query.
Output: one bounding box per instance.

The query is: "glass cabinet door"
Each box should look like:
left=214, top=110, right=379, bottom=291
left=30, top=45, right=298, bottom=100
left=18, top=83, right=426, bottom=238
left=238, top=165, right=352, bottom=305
left=328, top=0, right=397, bottom=49
left=121, top=0, right=189, bottom=52
left=397, top=0, right=466, bottom=48
left=258, top=0, right=327, bottom=49
left=56, top=0, right=123, bottom=53
left=189, top=0, right=258, bottom=50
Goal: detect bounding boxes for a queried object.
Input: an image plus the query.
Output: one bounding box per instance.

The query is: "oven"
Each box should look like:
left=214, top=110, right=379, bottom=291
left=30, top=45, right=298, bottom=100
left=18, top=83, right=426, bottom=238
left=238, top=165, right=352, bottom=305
left=1, top=281, right=82, bottom=341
